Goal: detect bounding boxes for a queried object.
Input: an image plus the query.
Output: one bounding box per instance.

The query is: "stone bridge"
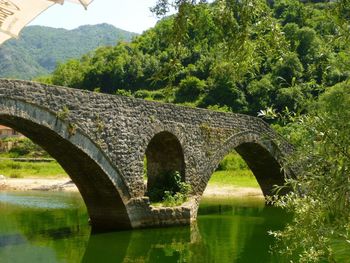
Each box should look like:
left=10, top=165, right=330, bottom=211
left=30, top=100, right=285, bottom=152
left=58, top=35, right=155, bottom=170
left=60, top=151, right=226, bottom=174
left=0, top=79, right=293, bottom=231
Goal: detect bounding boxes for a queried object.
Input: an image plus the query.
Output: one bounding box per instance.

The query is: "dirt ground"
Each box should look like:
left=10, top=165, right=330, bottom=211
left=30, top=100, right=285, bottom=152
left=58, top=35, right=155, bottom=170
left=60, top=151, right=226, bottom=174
left=0, top=177, right=263, bottom=197
left=0, top=178, right=78, bottom=192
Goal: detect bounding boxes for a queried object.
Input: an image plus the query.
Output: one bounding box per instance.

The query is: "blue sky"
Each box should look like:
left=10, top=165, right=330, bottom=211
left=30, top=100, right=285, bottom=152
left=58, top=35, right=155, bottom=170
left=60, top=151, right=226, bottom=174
left=29, top=0, right=161, bottom=34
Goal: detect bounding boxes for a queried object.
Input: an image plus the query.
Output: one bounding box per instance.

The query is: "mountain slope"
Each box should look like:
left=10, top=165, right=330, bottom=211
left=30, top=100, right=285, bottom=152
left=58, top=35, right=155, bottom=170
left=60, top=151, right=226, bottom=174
left=0, top=24, right=137, bottom=80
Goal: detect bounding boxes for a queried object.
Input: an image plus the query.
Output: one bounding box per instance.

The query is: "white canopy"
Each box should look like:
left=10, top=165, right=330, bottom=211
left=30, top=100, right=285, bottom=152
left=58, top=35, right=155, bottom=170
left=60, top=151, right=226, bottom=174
left=0, top=0, right=93, bottom=45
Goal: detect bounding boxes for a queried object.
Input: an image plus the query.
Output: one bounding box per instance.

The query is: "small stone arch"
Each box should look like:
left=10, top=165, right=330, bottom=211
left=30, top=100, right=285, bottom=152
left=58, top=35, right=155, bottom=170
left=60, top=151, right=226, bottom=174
left=144, top=131, right=185, bottom=200
left=0, top=98, right=132, bottom=231
left=201, top=131, right=289, bottom=197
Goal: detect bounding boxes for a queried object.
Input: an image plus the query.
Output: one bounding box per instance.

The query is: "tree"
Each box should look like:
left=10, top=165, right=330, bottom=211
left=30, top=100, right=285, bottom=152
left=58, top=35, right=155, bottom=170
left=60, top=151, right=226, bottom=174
left=273, top=0, right=306, bottom=26
left=51, top=59, right=86, bottom=89
left=268, top=81, right=350, bottom=262
left=175, top=76, right=206, bottom=102
left=246, top=75, right=276, bottom=114
left=272, top=52, right=304, bottom=87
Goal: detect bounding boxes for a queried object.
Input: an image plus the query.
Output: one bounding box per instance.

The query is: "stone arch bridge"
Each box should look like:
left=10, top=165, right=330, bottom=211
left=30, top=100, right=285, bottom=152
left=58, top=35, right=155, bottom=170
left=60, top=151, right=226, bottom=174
left=0, top=79, right=293, bottom=231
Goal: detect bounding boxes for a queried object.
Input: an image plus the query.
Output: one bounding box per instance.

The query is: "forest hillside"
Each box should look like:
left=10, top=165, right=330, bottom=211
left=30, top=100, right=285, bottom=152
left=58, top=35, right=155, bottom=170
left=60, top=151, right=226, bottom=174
left=0, top=24, right=137, bottom=80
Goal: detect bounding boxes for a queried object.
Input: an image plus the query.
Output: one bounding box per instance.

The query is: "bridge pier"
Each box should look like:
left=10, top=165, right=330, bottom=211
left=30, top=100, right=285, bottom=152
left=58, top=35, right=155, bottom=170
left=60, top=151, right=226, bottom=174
left=125, top=197, right=198, bottom=229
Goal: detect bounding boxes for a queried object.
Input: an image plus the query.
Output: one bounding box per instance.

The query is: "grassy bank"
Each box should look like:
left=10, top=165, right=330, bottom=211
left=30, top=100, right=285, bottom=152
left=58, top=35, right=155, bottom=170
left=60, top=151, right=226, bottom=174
left=0, top=149, right=259, bottom=188
left=0, top=160, right=67, bottom=178
left=208, top=170, right=259, bottom=188
left=0, top=159, right=259, bottom=187
left=208, top=152, right=259, bottom=188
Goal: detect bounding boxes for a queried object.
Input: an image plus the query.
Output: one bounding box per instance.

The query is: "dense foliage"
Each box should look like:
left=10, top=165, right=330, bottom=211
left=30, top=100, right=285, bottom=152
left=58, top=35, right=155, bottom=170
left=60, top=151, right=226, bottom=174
left=267, top=81, right=350, bottom=262
left=45, top=0, right=350, bottom=117
left=0, top=24, right=137, bottom=80
left=217, top=152, right=248, bottom=171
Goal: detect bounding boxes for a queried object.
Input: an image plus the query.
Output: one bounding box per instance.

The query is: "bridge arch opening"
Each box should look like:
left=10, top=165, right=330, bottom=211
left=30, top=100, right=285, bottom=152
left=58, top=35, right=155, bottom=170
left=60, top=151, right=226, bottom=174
left=144, top=131, right=185, bottom=202
left=0, top=114, right=131, bottom=231
left=0, top=129, right=67, bottom=178
left=197, top=139, right=287, bottom=230
left=204, top=150, right=262, bottom=196
left=234, top=142, right=286, bottom=196
left=204, top=139, right=286, bottom=198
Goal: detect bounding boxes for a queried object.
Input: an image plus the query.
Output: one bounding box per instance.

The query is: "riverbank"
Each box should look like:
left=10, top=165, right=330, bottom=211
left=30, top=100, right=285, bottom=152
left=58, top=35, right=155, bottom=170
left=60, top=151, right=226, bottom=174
left=0, top=159, right=66, bottom=178
left=0, top=178, right=78, bottom=192
left=0, top=177, right=263, bottom=197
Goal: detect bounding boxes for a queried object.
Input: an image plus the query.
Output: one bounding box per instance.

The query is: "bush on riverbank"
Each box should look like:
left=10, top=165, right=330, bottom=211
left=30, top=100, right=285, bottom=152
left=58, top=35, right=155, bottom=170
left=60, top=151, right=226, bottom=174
left=217, top=152, right=248, bottom=171
left=0, top=137, right=50, bottom=158
left=211, top=152, right=258, bottom=188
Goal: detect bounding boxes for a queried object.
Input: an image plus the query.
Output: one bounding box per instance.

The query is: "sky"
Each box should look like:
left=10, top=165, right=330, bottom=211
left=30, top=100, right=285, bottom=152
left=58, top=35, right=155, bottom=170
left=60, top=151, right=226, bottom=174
left=29, top=0, right=161, bottom=34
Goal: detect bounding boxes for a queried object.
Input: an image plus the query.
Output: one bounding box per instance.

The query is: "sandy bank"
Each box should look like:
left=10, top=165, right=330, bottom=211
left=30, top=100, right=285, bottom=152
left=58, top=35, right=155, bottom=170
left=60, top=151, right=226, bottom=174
left=203, top=184, right=263, bottom=197
left=0, top=177, right=263, bottom=197
left=0, top=178, right=78, bottom=192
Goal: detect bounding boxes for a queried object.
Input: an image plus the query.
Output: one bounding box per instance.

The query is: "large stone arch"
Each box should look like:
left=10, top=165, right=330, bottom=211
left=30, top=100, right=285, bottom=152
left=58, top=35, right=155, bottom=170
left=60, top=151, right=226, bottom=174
left=199, top=131, right=289, bottom=197
left=0, top=97, right=132, bottom=231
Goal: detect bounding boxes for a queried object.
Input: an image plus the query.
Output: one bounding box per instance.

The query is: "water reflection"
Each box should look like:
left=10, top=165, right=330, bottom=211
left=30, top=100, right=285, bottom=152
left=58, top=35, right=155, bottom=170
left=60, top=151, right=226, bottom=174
left=0, top=192, right=289, bottom=262
left=0, top=191, right=89, bottom=263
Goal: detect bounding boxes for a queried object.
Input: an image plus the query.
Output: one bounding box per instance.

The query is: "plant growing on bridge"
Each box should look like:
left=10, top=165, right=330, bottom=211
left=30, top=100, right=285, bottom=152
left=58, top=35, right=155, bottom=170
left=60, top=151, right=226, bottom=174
left=148, top=170, right=192, bottom=206
left=94, top=114, right=105, bottom=133
left=56, top=106, right=70, bottom=120
left=67, top=123, right=77, bottom=137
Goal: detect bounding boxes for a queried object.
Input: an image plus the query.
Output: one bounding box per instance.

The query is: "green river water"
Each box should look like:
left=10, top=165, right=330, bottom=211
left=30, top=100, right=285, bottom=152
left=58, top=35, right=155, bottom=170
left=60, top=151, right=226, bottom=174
left=0, top=191, right=290, bottom=263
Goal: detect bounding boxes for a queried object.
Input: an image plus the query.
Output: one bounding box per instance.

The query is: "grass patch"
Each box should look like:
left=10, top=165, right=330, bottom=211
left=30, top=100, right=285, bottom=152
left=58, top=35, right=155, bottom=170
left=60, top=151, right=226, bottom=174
left=209, top=151, right=260, bottom=188
left=208, top=170, right=260, bottom=188
left=0, top=160, right=67, bottom=178
left=0, top=154, right=259, bottom=190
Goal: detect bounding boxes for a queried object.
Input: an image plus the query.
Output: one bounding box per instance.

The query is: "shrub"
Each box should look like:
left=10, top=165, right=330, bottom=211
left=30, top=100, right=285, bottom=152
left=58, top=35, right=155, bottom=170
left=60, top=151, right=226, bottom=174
left=148, top=170, right=192, bottom=206
left=9, top=172, right=22, bottom=178
left=217, top=152, right=248, bottom=171
left=115, top=89, right=133, bottom=97
left=2, top=138, right=48, bottom=158
left=175, top=76, right=206, bottom=103
left=134, top=89, right=152, bottom=99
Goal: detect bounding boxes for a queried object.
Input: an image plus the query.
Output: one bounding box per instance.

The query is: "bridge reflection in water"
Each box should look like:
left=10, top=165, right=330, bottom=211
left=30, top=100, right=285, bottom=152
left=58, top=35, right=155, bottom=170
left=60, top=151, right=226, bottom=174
left=0, top=192, right=290, bottom=263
